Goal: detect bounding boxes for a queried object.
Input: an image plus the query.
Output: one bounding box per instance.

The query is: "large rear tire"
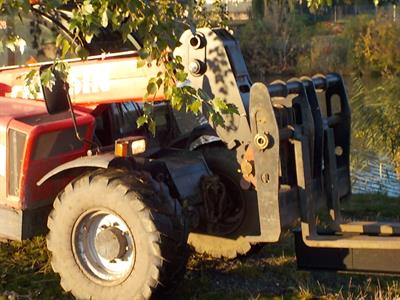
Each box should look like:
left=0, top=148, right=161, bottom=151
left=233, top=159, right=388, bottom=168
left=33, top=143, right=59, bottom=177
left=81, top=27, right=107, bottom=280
left=189, top=145, right=261, bottom=259
left=47, top=168, right=188, bottom=300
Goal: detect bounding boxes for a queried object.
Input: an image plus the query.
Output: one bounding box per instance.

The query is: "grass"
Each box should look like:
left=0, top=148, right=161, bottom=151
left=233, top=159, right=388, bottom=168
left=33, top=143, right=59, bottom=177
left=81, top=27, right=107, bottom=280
left=341, top=194, right=400, bottom=220
left=1, top=194, right=400, bottom=299
left=0, top=238, right=72, bottom=300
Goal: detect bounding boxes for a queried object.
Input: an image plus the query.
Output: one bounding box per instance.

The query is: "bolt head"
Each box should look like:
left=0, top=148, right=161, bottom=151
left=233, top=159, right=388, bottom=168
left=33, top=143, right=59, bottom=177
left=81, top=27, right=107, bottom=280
left=189, top=61, right=201, bottom=74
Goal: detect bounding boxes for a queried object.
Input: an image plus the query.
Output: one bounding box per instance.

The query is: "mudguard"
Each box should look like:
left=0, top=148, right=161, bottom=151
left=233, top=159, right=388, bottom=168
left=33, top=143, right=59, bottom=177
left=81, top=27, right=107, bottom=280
left=36, top=152, right=116, bottom=186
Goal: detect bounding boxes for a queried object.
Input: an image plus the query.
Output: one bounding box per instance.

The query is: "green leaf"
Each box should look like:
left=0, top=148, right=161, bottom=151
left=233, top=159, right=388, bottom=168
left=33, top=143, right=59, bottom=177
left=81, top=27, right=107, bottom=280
left=25, top=70, right=37, bottom=82
left=176, top=70, right=188, bottom=82
left=137, top=59, right=146, bottom=68
left=16, top=38, right=26, bottom=54
left=75, top=45, right=89, bottom=59
left=1, top=0, right=239, bottom=133
left=164, top=86, right=172, bottom=98
left=198, top=88, right=211, bottom=101
left=156, top=78, right=163, bottom=88
left=120, top=22, right=132, bottom=41
left=143, top=102, right=153, bottom=115
left=111, top=9, right=121, bottom=27
left=101, top=9, right=108, bottom=27
left=148, top=118, right=156, bottom=136
left=136, top=115, right=148, bottom=128
left=212, top=97, right=228, bottom=113
left=138, top=49, right=150, bottom=59
left=225, top=103, right=239, bottom=115
left=210, top=111, right=224, bottom=127
left=61, top=39, right=71, bottom=58
left=5, top=40, right=15, bottom=52
left=81, top=1, right=94, bottom=16
left=170, top=88, right=183, bottom=111
left=171, top=96, right=183, bottom=111
left=54, top=62, right=70, bottom=80
left=55, top=34, right=64, bottom=48
left=147, top=82, right=158, bottom=95
left=187, top=99, right=202, bottom=114
left=84, top=33, right=94, bottom=44
left=40, top=69, right=56, bottom=91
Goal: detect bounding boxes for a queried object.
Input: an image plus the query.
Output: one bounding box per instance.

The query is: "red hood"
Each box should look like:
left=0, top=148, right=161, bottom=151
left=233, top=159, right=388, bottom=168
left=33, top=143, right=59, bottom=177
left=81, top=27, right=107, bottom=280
left=0, top=97, right=46, bottom=129
left=0, top=97, right=46, bottom=118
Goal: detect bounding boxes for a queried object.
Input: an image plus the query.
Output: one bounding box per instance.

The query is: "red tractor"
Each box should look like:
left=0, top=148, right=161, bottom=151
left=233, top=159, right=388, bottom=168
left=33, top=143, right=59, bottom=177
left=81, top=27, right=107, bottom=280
left=0, top=8, right=399, bottom=300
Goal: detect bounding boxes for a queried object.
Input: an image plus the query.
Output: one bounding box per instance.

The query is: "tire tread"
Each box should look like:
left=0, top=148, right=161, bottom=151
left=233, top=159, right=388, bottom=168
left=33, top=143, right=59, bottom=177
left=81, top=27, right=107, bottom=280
left=47, top=168, right=188, bottom=300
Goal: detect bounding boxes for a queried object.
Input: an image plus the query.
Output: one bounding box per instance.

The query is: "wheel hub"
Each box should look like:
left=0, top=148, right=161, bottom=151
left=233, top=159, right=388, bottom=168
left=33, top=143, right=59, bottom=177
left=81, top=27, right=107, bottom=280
left=73, top=210, right=136, bottom=284
left=95, top=227, right=128, bottom=261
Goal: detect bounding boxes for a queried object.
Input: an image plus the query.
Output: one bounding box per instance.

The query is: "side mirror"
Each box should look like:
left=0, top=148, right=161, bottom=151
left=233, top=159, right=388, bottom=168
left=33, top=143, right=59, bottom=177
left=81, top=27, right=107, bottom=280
left=40, top=66, right=70, bottom=115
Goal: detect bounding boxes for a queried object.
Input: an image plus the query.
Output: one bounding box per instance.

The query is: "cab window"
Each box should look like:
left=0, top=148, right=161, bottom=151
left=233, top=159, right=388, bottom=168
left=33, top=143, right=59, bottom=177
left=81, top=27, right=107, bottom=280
left=111, top=102, right=144, bottom=138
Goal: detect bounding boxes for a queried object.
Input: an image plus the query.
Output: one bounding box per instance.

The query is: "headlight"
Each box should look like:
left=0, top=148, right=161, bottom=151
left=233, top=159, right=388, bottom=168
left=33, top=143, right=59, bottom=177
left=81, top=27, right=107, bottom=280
left=115, top=136, right=146, bottom=157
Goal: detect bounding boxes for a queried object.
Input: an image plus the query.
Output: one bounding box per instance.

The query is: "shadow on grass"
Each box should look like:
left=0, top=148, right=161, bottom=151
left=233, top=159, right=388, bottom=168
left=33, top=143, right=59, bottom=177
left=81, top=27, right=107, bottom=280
left=1, top=194, right=400, bottom=299
left=0, top=237, right=72, bottom=300
left=174, top=194, right=400, bottom=299
left=174, top=233, right=301, bottom=299
left=1, top=233, right=400, bottom=300
left=174, top=232, right=400, bottom=300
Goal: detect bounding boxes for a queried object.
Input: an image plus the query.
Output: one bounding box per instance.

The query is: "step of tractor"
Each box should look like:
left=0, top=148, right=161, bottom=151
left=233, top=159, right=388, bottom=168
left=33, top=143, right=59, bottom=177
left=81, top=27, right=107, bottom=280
left=338, top=221, right=400, bottom=235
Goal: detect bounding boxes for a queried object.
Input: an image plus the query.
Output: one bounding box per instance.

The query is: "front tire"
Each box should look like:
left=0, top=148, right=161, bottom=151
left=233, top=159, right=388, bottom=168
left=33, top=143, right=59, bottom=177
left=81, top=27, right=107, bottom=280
left=47, top=169, right=188, bottom=300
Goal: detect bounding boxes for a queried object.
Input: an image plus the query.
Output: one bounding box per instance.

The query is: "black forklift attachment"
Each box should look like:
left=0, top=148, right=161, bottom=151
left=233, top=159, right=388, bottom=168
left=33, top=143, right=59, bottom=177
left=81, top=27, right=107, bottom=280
left=294, top=229, right=400, bottom=274
left=249, top=73, right=400, bottom=272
